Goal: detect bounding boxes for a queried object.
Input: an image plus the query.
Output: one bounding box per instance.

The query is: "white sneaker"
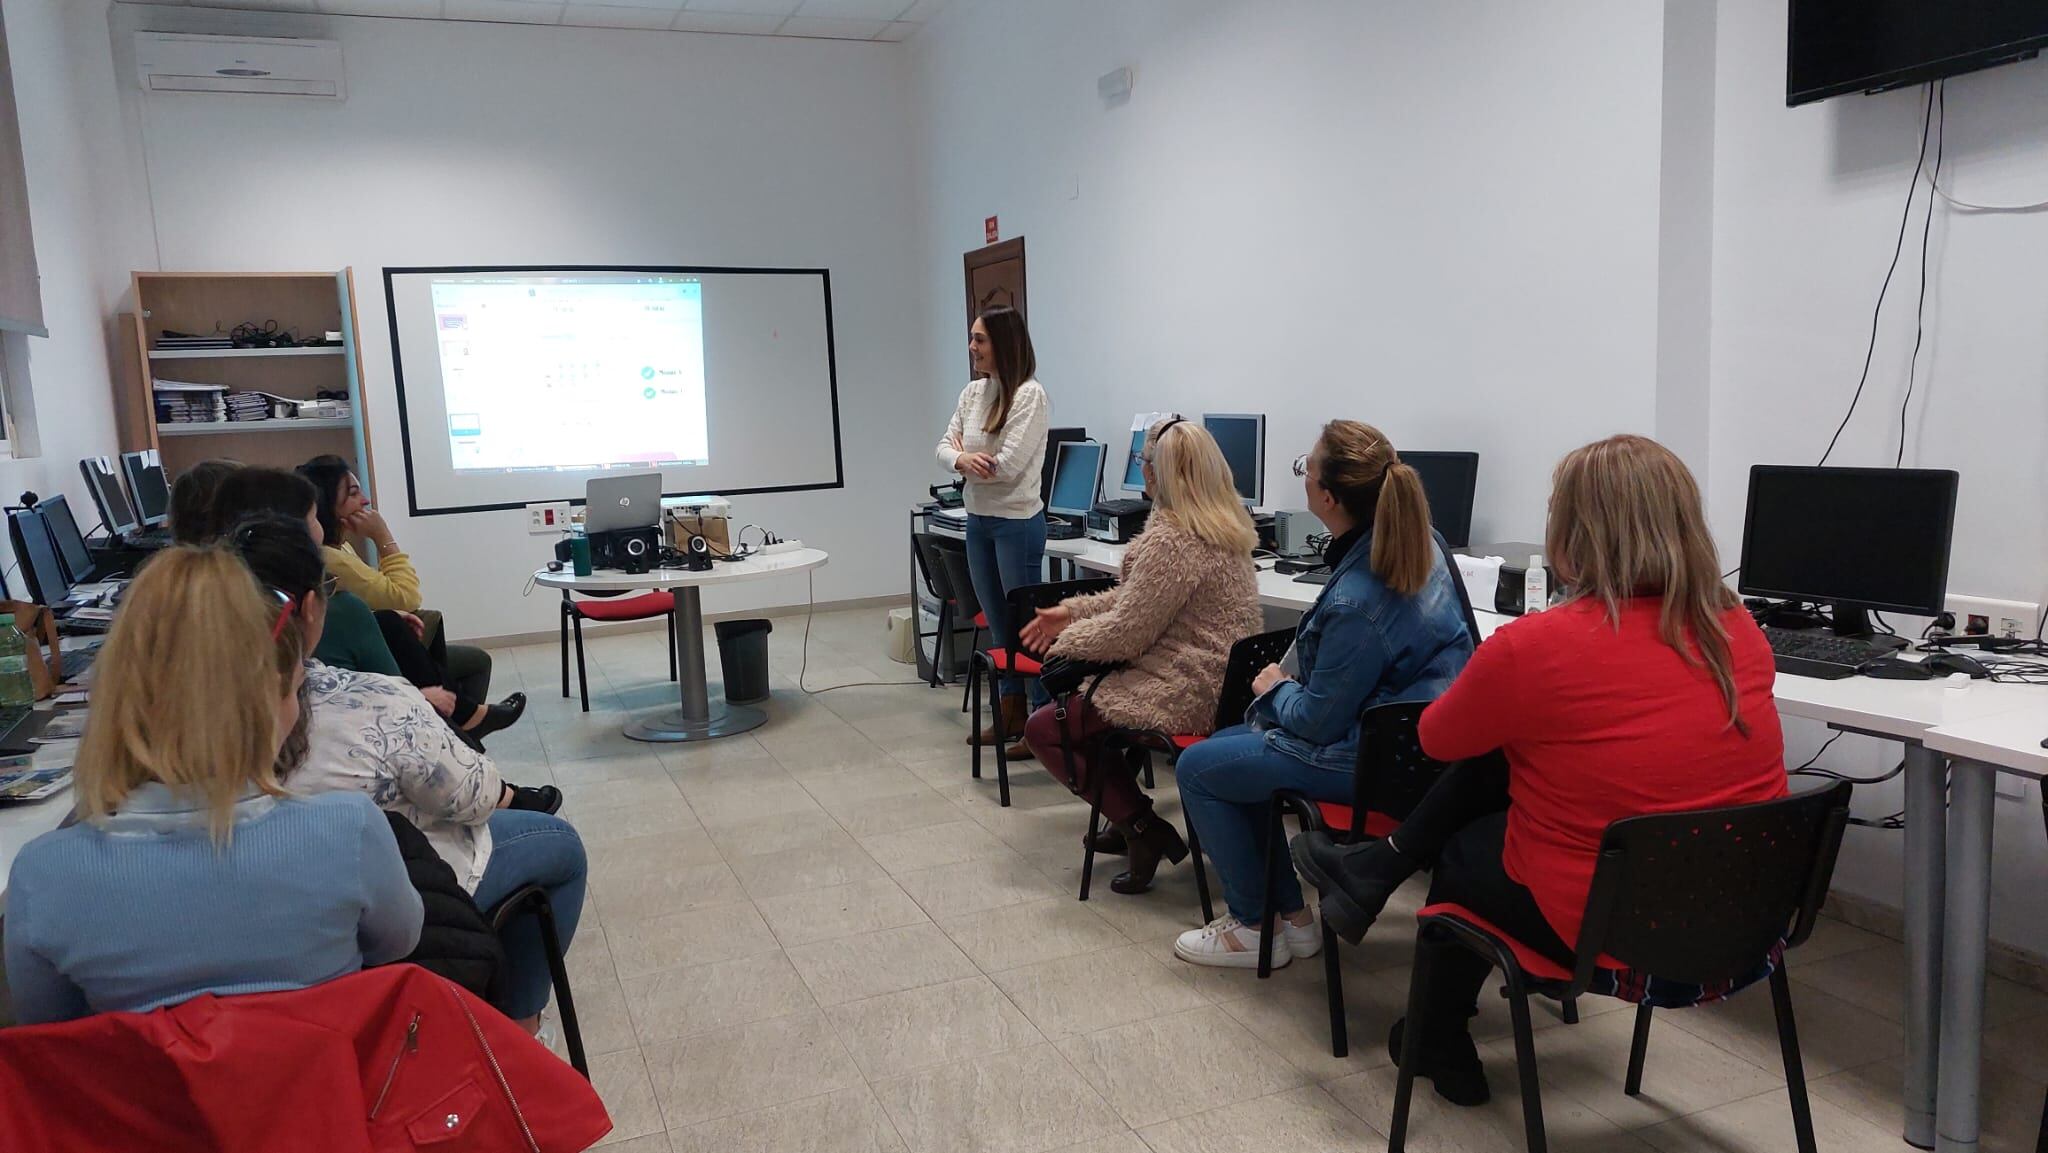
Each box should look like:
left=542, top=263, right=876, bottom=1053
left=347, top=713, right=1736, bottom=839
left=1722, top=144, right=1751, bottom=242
left=1280, top=910, right=1323, bottom=959
left=1174, top=916, right=1292, bottom=969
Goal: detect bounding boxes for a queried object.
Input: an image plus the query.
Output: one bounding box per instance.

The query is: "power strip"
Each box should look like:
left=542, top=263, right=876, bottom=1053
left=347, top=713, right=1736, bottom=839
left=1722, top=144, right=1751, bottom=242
left=760, top=539, right=804, bottom=555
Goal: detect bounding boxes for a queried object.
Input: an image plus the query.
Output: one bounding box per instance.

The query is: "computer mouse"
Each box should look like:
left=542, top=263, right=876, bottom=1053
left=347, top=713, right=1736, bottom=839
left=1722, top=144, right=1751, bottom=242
left=1859, top=657, right=1934, bottom=681
left=1922, top=652, right=1991, bottom=679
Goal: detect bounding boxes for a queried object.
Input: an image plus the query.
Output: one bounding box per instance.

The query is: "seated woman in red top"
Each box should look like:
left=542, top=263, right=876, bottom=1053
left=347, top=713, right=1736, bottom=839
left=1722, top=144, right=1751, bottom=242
left=1293, top=433, right=1787, bottom=1106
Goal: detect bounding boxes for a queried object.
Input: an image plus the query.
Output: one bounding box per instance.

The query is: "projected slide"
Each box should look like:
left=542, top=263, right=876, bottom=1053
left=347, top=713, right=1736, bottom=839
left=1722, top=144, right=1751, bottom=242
left=431, top=276, right=710, bottom=472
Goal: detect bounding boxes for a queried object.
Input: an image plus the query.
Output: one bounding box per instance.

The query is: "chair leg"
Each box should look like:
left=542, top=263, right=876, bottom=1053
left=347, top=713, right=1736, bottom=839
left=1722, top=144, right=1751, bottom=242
left=532, top=894, right=589, bottom=1080
left=2036, top=1083, right=2047, bottom=1153
left=572, top=615, right=590, bottom=712
left=1142, top=751, right=1155, bottom=791
left=1504, top=977, right=1550, bottom=1153
left=1257, top=801, right=1283, bottom=979
left=1322, top=920, right=1348, bottom=1058
left=1187, top=817, right=1215, bottom=924
left=1079, top=760, right=1105, bottom=902
left=1624, top=1004, right=1653, bottom=1096
left=1561, top=997, right=1580, bottom=1025
left=933, top=602, right=952, bottom=691
left=559, top=603, right=570, bottom=700
left=667, top=611, right=678, bottom=682
left=1770, top=966, right=1820, bottom=1153
left=969, top=660, right=984, bottom=780
left=1388, top=936, right=1432, bottom=1153
left=992, top=676, right=1012, bottom=808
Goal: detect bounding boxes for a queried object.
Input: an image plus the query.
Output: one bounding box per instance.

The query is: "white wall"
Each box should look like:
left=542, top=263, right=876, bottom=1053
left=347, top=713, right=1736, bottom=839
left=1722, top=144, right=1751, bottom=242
left=1710, top=0, right=2048, bottom=956
left=0, top=0, right=150, bottom=578
left=910, top=0, right=1669, bottom=543
left=104, top=3, right=923, bottom=639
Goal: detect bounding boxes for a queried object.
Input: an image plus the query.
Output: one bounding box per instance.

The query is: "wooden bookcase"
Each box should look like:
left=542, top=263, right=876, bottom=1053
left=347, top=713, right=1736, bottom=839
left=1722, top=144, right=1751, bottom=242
left=114, top=270, right=375, bottom=494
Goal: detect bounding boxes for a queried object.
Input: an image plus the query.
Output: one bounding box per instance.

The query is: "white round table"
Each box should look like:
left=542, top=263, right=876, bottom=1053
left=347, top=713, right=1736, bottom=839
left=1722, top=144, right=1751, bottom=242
left=535, top=547, right=829, bottom=742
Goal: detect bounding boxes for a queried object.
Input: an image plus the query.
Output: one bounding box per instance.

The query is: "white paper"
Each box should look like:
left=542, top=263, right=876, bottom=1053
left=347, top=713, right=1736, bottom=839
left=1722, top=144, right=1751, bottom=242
left=1455, top=554, right=1504, bottom=618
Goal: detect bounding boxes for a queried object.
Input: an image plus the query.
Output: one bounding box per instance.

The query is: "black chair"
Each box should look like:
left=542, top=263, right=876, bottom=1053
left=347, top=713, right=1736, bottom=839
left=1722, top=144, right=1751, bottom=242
left=1063, top=628, right=1296, bottom=917
left=930, top=541, right=986, bottom=712
left=913, top=533, right=979, bottom=693
left=559, top=590, right=677, bottom=712
left=1389, top=779, right=1855, bottom=1153
left=486, top=884, right=589, bottom=1079
left=968, top=578, right=1114, bottom=806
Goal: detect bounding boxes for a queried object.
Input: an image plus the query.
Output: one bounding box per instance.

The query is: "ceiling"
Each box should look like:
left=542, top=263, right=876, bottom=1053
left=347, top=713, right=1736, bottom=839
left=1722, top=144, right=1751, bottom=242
left=125, top=0, right=946, bottom=41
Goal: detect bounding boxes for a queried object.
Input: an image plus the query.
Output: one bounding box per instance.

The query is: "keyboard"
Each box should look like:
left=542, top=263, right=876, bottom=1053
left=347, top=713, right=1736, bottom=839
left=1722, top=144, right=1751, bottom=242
left=1292, top=566, right=1332, bottom=586
left=1762, top=627, right=1892, bottom=680
left=1045, top=518, right=1084, bottom=541
left=56, top=612, right=111, bottom=637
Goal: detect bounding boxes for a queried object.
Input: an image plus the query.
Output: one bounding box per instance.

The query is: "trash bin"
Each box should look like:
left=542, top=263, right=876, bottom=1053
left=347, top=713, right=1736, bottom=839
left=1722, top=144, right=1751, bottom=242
left=714, top=618, right=773, bottom=705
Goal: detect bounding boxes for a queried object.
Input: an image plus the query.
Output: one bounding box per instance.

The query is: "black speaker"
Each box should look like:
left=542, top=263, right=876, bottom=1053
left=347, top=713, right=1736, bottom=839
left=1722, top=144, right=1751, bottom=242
left=591, top=526, right=660, bottom=573
left=684, top=533, right=713, bottom=572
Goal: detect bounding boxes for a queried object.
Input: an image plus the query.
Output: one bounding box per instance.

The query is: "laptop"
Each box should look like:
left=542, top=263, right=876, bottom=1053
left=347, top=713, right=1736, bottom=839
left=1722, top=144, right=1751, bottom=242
left=584, top=473, right=664, bottom=534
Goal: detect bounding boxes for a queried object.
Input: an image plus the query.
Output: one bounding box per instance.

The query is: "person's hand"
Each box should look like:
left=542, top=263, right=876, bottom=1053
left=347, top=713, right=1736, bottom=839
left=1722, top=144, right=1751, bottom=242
left=1019, top=605, right=1073, bottom=651
left=1252, top=663, right=1292, bottom=697
left=421, top=686, right=457, bottom=717
left=345, top=506, right=393, bottom=547
left=395, top=610, right=426, bottom=641
left=958, top=452, right=997, bottom=480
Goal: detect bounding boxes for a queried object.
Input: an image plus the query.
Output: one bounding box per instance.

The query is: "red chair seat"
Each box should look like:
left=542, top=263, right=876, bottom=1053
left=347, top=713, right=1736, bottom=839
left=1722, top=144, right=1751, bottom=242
left=984, top=648, right=1042, bottom=676
left=1171, top=734, right=1202, bottom=749
left=1315, top=802, right=1399, bottom=839
left=571, top=591, right=676, bottom=621
left=1417, top=902, right=1622, bottom=983
left=972, top=612, right=988, bottom=628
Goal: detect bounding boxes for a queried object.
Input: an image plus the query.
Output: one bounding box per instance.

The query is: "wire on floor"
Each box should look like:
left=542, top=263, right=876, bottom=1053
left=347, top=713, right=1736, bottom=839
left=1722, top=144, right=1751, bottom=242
left=796, top=570, right=926, bottom=695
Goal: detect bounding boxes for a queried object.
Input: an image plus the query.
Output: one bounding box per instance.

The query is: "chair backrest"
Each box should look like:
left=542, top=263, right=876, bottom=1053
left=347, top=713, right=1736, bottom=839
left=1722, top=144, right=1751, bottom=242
left=1211, top=627, right=1296, bottom=730
left=1004, top=578, right=1116, bottom=660
left=1345, top=701, right=1467, bottom=836
left=934, top=541, right=983, bottom=621
left=912, top=532, right=956, bottom=602
left=1572, top=779, right=1853, bottom=990
left=1433, top=528, right=1482, bottom=651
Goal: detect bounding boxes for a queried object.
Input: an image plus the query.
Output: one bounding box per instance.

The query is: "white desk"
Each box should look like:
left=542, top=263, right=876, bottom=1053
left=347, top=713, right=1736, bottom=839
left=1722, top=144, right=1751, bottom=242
left=536, top=548, right=828, bottom=743
left=1052, top=533, right=2048, bottom=1151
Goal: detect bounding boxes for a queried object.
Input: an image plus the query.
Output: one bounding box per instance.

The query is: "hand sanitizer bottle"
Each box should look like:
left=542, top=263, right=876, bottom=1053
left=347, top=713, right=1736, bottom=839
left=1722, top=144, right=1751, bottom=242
left=1523, top=554, right=1548, bottom=615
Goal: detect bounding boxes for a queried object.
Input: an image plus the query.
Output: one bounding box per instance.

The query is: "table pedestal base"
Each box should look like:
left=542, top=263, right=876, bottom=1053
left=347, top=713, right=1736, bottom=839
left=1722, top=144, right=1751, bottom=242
left=625, top=702, right=767, bottom=743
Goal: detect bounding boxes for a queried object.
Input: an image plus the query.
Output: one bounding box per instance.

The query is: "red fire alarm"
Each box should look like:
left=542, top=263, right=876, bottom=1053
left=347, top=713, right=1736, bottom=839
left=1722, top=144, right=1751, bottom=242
left=984, top=216, right=999, bottom=244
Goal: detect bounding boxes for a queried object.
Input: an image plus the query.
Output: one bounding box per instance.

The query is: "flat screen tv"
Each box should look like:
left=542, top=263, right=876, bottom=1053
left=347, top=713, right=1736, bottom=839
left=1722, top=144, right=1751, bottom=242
left=1788, top=1, right=2048, bottom=107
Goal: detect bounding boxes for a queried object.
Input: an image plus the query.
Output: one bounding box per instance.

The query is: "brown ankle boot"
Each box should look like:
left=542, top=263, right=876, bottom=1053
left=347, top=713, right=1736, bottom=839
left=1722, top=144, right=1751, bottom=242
left=998, top=696, right=1033, bottom=760
left=1111, top=811, right=1189, bottom=894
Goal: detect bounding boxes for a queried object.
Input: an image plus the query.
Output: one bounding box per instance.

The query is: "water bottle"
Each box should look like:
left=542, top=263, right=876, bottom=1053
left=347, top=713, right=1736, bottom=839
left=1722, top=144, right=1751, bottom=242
left=0, top=614, right=32, bottom=707
left=1523, top=554, right=1548, bottom=616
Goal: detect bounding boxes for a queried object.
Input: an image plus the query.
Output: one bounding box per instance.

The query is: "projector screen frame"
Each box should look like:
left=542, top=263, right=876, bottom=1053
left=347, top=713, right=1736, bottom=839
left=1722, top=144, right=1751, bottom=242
left=382, top=263, right=845, bottom=517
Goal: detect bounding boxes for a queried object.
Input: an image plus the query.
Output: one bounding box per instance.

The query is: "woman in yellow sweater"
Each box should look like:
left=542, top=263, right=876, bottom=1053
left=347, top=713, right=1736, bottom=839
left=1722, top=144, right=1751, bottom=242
left=300, top=455, right=492, bottom=708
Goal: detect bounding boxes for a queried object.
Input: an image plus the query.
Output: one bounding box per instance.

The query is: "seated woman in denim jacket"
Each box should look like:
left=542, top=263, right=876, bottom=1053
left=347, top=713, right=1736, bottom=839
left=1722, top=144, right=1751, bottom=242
left=1172, top=420, right=1473, bottom=969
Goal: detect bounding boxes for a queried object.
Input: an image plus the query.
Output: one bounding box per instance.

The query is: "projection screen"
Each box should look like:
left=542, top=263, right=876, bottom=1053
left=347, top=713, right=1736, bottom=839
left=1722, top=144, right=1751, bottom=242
left=385, top=265, right=842, bottom=515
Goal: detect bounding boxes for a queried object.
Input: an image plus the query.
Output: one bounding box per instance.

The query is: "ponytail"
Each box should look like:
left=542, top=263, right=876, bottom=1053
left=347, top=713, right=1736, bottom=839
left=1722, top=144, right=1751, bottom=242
left=1371, top=461, right=1434, bottom=596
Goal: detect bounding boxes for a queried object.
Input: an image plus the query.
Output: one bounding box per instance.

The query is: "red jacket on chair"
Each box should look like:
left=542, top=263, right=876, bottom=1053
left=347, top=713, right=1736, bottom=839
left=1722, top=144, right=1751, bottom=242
left=0, top=964, right=611, bottom=1153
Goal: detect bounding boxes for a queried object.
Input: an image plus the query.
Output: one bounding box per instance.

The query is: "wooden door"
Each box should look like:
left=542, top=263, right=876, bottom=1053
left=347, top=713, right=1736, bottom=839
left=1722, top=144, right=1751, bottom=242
left=963, top=238, right=1026, bottom=371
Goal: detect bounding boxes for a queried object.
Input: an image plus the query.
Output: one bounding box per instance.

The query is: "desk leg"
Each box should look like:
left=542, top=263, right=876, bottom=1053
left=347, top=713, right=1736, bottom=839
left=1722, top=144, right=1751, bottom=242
left=624, top=586, right=766, bottom=743
left=1935, top=759, right=1996, bottom=1153
left=1903, top=744, right=1945, bottom=1150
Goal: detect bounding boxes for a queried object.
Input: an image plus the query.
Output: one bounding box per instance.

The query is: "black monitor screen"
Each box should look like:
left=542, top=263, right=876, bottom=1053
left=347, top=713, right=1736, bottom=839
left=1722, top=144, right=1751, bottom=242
left=1048, top=441, right=1104, bottom=518
left=1402, top=451, right=1480, bottom=549
left=8, top=509, right=68, bottom=606
left=1788, top=1, right=2048, bottom=106
left=81, top=459, right=138, bottom=535
left=36, top=495, right=92, bottom=585
left=1739, top=465, right=1958, bottom=615
left=122, top=452, right=170, bottom=526
left=1202, top=414, right=1265, bottom=505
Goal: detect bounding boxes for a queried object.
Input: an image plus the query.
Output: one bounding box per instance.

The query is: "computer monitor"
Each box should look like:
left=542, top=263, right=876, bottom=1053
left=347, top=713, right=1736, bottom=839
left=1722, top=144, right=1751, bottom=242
left=1202, top=413, right=1266, bottom=506
left=1738, top=465, right=1959, bottom=639
left=121, top=451, right=170, bottom=527
left=1041, top=427, right=1087, bottom=507
left=1120, top=428, right=1149, bottom=493
left=1047, top=440, right=1105, bottom=519
left=7, top=508, right=69, bottom=606
left=36, top=495, right=93, bottom=585
left=1402, top=451, right=1480, bottom=548
left=79, top=457, right=139, bottom=536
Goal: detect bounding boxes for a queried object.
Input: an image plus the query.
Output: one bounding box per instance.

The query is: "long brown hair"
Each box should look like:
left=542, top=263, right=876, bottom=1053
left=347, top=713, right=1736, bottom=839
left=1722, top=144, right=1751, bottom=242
left=1546, top=434, right=1747, bottom=733
left=1146, top=419, right=1258, bottom=553
left=1312, top=420, right=1434, bottom=596
left=975, top=305, right=1038, bottom=433
left=74, top=547, right=301, bottom=842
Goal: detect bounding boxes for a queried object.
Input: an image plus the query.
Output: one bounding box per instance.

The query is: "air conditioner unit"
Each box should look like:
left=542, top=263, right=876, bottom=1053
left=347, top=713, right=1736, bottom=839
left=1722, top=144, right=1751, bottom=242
left=135, top=33, right=345, bottom=99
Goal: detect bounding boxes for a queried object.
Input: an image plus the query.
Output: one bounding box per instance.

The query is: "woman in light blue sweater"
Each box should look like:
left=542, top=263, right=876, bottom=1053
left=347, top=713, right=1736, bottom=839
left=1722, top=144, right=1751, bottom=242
left=3, top=548, right=420, bottom=1025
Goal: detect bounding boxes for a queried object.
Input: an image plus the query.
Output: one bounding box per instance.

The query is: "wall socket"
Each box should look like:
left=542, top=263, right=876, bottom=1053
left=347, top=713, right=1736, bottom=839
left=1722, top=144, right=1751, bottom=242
left=526, top=502, right=571, bottom=535
left=1944, top=594, right=2041, bottom=639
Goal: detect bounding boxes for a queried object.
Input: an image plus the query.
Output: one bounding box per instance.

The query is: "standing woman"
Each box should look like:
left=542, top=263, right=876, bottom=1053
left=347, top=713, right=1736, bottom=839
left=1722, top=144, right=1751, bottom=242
left=935, top=305, right=1050, bottom=758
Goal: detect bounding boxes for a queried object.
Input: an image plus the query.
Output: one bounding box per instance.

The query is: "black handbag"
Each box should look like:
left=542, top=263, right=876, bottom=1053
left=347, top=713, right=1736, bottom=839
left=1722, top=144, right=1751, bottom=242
left=1037, top=653, right=1126, bottom=698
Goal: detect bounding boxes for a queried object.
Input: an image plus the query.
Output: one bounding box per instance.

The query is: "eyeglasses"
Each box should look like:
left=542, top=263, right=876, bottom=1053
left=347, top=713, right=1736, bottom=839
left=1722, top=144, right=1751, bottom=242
left=266, top=586, right=299, bottom=642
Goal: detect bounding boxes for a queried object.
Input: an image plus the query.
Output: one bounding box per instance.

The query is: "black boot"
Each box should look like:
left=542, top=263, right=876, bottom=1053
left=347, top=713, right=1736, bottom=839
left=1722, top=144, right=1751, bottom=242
left=466, top=692, right=527, bottom=741
left=1084, top=826, right=1129, bottom=855
left=507, top=784, right=563, bottom=815
left=1387, top=1017, right=1490, bottom=1106
left=1289, top=832, right=1419, bottom=944
left=1111, top=812, right=1188, bottom=895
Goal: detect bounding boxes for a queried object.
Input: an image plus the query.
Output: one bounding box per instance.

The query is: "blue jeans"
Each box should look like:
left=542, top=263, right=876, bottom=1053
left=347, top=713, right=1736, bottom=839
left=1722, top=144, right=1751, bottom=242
left=473, top=809, right=588, bottom=1020
left=1175, top=725, right=1353, bottom=923
left=964, top=511, right=1047, bottom=702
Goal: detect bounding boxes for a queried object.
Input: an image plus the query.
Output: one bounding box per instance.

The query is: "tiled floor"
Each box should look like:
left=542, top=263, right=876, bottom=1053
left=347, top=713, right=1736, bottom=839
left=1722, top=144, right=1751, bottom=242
left=484, top=607, right=2048, bottom=1153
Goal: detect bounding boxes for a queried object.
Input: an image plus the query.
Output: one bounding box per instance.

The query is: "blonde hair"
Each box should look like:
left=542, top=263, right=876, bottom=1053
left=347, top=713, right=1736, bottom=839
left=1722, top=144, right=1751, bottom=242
left=1145, top=419, right=1259, bottom=554
left=74, top=547, right=301, bottom=842
left=1312, top=420, right=1434, bottom=596
left=1546, top=434, right=1747, bottom=733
